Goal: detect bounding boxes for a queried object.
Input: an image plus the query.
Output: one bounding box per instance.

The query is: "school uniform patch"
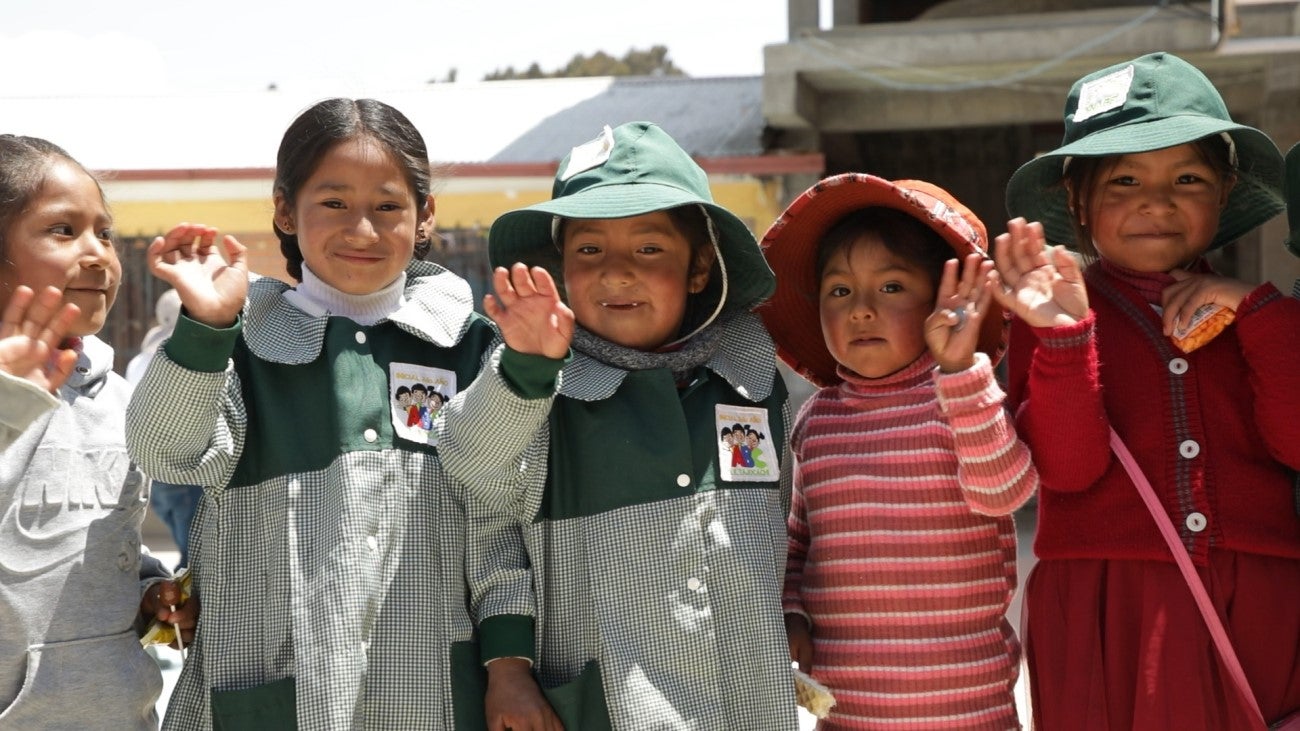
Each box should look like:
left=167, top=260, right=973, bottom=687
left=389, top=362, right=457, bottom=445
left=716, top=404, right=779, bottom=482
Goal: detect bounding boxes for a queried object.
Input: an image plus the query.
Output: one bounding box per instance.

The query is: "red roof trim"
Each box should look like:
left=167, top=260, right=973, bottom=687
left=95, top=153, right=825, bottom=183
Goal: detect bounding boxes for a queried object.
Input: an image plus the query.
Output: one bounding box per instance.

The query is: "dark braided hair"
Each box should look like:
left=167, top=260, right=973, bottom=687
left=273, top=98, right=434, bottom=281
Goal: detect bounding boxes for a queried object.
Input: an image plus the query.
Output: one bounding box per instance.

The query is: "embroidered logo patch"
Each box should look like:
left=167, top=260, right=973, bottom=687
left=716, top=404, right=779, bottom=482
left=389, top=362, right=457, bottom=445
left=1072, top=64, right=1134, bottom=123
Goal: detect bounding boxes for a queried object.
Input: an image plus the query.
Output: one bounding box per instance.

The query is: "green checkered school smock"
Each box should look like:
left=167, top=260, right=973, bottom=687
left=469, top=312, right=799, bottom=730
left=126, top=262, right=553, bottom=730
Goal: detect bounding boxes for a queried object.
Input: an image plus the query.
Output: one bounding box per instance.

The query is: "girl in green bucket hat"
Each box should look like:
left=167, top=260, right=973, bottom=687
left=995, top=52, right=1300, bottom=729
left=469, top=122, right=798, bottom=729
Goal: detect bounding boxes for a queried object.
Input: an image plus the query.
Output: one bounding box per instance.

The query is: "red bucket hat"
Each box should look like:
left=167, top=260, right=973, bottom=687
left=759, top=173, right=1008, bottom=388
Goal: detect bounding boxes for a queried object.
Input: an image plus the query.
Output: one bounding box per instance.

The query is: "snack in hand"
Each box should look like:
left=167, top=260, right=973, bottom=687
left=793, top=667, right=836, bottom=719
left=1170, top=303, right=1235, bottom=353
left=140, top=568, right=192, bottom=647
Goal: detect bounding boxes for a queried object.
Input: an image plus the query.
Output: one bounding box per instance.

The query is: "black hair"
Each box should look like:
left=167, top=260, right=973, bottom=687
left=395, top=385, right=411, bottom=398
left=815, top=207, right=951, bottom=295
left=411, top=383, right=428, bottom=394
left=1062, top=136, right=1236, bottom=263
left=273, top=98, right=434, bottom=281
left=0, top=135, right=105, bottom=262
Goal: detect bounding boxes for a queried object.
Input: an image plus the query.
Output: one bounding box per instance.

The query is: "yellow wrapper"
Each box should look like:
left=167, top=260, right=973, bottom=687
left=793, top=667, right=836, bottom=719
left=1171, top=303, right=1235, bottom=354
left=140, top=568, right=192, bottom=647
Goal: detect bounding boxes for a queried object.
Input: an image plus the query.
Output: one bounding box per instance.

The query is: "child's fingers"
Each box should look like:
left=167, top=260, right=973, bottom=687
left=991, top=232, right=1022, bottom=284
left=0, top=285, right=35, bottom=339
left=956, top=254, right=983, bottom=297
left=1049, top=244, right=1082, bottom=281
left=528, top=265, right=560, bottom=300
left=220, top=234, right=247, bottom=268
left=1008, top=219, right=1042, bottom=275
left=488, top=264, right=514, bottom=301
left=973, top=265, right=996, bottom=311
left=936, top=259, right=959, bottom=302
left=18, top=285, right=64, bottom=340
left=508, top=262, right=539, bottom=298
left=46, top=348, right=78, bottom=391
left=482, top=293, right=503, bottom=321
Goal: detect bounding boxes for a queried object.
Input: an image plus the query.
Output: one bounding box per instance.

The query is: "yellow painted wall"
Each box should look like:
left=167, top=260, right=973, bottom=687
left=103, top=175, right=787, bottom=278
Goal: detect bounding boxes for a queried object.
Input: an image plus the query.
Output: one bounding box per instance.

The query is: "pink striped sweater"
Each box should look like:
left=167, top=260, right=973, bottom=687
left=784, top=352, right=1037, bottom=730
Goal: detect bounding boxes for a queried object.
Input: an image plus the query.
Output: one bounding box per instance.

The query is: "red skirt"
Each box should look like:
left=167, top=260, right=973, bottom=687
left=1024, top=552, right=1300, bottom=730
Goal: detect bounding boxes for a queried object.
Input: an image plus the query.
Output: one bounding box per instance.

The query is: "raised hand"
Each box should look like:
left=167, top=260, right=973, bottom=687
left=925, top=254, right=995, bottom=373
left=149, top=223, right=249, bottom=328
left=1160, top=268, right=1252, bottom=337
left=0, top=285, right=81, bottom=394
left=989, top=218, right=1088, bottom=328
left=483, top=264, right=574, bottom=359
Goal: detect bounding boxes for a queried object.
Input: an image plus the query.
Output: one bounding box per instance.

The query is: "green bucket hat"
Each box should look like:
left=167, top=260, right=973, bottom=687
left=488, top=122, right=774, bottom=319
left=1286, top=142, right=1300, bottom=257
left=1006, top=52, right=1285, bottom=251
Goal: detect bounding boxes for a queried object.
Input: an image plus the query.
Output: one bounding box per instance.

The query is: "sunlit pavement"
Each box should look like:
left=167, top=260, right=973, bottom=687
left=147, top=505, right=1038, bottom=729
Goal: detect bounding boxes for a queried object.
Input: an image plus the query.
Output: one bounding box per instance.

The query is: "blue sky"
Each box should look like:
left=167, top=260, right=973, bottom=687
left=1, top=0, right=793, bottom=96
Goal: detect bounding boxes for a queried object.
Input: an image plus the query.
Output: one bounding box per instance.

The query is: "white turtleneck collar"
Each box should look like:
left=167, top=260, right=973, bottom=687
left=281, top=264, right=407, bottom=326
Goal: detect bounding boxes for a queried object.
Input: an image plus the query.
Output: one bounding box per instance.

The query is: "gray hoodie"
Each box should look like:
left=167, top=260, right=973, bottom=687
left=0, top=335, right=167, bottom=730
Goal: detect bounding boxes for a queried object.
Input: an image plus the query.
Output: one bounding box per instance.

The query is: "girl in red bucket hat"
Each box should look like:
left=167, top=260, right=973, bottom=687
left=997, top=52, right=1300, bottom=730
left=760, top=173, right=1038, bottom=729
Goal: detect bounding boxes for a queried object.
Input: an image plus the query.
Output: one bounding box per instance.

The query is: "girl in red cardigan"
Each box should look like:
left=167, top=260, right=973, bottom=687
left=996, top=52, right=1300, bottom=730
left=762, top=175, right=1038, bottom=729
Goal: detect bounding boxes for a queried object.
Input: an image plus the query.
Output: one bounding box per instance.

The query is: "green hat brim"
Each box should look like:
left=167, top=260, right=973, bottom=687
left=489, top=182, right=774, bottom=311
left=1007, top=116, right=1285, bottom=250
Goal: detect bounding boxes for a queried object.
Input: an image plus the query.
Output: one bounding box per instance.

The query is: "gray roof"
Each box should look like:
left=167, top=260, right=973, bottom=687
left=489, top=75, right=763, bottom=162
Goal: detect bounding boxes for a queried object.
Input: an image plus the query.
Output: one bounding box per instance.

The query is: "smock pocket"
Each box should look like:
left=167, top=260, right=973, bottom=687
left=210, top=677, right=297, bottom=731
left=449, top=640, right=489, bottom=730
left=0, top=630, right=161, bottom=730
left=542, top=660, right=612, bottom=731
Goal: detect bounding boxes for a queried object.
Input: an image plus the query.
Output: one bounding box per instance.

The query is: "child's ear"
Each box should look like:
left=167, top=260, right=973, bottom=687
left=273, top=191, right=295, bottom=234
left=421, top=194, right=436, bottom=232
left=1063, top=180, right=1086, bottom=227
left=688, top=245, right=716, bottom=294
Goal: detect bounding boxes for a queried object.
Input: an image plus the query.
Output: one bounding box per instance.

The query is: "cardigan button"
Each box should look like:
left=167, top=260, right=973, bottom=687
left=1179, top=439, right=1200, bottom=459
left=363, top=428, right=378, bottom=443
left=355, top=331, right=367, bottom=345
left=1185, top=512, right=1207, bottom=533
left=676, top=474, right=691, bottom=488
left=686, top=577, right=702, bottom=591
left=1168, top=358, right=1188, bottom=375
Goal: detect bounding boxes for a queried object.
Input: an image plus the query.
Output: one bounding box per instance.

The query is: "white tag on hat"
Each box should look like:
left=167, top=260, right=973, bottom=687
left=560, top=125, right=615, bottom=181
left=1073, top=64, right=1134, bottom=123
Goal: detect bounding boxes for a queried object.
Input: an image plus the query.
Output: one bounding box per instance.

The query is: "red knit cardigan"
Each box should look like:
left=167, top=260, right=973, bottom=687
left=1006, top=264, right=1300, bottom=564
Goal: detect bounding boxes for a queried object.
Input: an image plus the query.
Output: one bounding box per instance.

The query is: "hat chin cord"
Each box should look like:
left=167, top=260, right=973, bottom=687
left=664, top=204, right=728, bottom=348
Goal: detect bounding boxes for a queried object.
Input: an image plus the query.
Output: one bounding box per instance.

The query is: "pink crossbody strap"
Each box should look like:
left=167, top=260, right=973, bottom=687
left=1109, top=429, right=1268, bottom=729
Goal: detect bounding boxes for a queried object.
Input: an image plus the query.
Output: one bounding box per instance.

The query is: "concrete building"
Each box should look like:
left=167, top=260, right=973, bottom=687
left=764, top=0, right=1300, bottom=288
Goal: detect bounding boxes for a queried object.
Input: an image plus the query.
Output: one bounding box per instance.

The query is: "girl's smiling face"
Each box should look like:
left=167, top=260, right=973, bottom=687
left=1077, top=143, right=1234, bottom=272
left=0, top=160, right=120, bottom=336
left=561, top=211, right=712, bottom=351
left=275, top=135, right=433, bottom=295
left=818, top=234, right=935, bottom=379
